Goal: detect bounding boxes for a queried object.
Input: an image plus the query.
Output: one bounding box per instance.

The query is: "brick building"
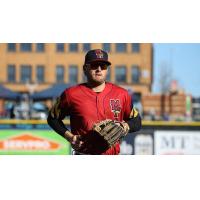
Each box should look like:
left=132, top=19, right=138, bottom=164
left=142, top=92, right=192, bottom=120
left=0, top=43, right=154, bottom=117
left=0, top=43, right=153, bottom=99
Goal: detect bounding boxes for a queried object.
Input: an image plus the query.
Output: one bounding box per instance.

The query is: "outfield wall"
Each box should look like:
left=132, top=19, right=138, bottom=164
left=0, top=120, right=200, bottom=155
left=121, top=121, right=200, bottom=155
left=0, top=119, right=71, bottom=155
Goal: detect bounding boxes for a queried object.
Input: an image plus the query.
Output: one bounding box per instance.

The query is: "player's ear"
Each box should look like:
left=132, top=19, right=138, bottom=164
left=83, top=65, right=87, bottom=75
left=83, top=64, right=90, bottom=75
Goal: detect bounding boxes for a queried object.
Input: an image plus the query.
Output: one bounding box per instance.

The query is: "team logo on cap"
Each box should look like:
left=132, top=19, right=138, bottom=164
left=95, top=49, right=104, bottom=59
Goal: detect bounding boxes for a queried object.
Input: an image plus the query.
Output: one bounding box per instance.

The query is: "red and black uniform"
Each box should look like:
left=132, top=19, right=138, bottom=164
left=47, top=82, right=141, bottom=155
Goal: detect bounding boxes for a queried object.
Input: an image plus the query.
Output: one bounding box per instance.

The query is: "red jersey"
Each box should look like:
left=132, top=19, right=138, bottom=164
left=59, top=82, right=132, bottom=155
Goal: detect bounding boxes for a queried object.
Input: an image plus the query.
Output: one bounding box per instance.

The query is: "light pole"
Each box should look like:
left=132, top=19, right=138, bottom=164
left=26, top=80, right=38, bottom=119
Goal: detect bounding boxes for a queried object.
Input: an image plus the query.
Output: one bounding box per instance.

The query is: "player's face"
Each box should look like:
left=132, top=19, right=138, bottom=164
left=85, top=62, right=109, bottom=84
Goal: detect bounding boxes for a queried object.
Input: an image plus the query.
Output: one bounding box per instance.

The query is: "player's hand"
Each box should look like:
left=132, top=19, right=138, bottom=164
left=64, top=131, right=84, bottom=150
left=70, top=135, right=84, bottom=151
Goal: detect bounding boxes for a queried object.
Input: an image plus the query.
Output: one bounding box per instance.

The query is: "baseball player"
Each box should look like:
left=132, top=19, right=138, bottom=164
left=47, top=49, right=141, bottom=155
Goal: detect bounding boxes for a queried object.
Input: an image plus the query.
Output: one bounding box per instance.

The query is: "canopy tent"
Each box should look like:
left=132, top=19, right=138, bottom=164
left=0, top=84, right=21, bottom=100
left=32, top=83, right=73, bottom=100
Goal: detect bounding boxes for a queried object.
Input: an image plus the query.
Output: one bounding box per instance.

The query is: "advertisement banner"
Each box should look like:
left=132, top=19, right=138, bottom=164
left=120, top=131, right=154, bottom=155
left=0, top=130, right=71, bottom=155
left=155, top=130, right=200, bottom=155
left=134, top=134, right=153, bottom=155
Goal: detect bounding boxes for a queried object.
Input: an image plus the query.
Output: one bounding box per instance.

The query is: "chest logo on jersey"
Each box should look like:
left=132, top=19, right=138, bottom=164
left=110, top=99, right=121, bottom=119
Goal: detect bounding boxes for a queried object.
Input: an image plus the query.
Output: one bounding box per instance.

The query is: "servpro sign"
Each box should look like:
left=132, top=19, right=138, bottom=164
left=0, top=130, right=71, bottom=155
left=0, top=134, right=60, bottom=151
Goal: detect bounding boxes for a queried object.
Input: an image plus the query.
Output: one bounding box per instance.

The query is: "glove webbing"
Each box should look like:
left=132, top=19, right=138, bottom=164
left=100, top=122, right=124, bottom=145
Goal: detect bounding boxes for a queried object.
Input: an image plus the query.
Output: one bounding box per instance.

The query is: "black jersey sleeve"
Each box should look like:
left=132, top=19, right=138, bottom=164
left=47, top=91, right=71, bottom=137
left=47, top=114, right=69, bottom=137
left=126, top=109, right=142, bottom=132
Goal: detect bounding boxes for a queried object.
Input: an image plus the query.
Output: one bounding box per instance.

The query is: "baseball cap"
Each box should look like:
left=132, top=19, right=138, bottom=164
left=84, top=49, right=111, bottom=65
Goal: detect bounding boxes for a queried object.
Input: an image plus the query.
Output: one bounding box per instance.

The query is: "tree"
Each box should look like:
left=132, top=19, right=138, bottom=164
left=158, top=61, right=173, bottom=119
left=159, top=61, right=173, bottom=94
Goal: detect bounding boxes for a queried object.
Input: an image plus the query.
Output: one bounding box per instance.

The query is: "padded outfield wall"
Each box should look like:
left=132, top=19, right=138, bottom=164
left=0, top=120, right=71, bottom=155
left=121, top=121, right=200, bottom=155
left=0, top=120, right=200, bottom=155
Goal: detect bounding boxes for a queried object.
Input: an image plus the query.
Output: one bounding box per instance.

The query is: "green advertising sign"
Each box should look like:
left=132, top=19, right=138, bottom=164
left=186, top=95, right=191, bottom=116
left=0, top=130, right=71, bottom=155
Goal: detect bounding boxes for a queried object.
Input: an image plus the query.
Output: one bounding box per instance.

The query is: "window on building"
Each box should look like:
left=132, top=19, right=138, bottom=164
left=20, top=65, right=32, bottom=83
left=36, top=43, right=45, bottom=52
left=116, top=43, right=127, bottom=52
left=132, top=43, right=140, bottom=53
left=56, top=65, right=64, bottom=83
left=7, top=64, right=16, bottom=82
left=131, top=65, right=140, bottom=83
left=83, top=43, right=91, bottom=52
left=115, top=65, right=126, bottom=83
left=103, top=43, right=111, bottom=52
left=69, top=43, right=78, bottom=52
left=20, top=43, right=32, bottom=52
left=7, top=43, right=16, bottom=52
left=106, top=66, right=111, bottom=81
left=56, top=43, right=65, bottom=52
left=36, top=65, right=45, bottom=83
left=69, top=65, right=78, bottom=83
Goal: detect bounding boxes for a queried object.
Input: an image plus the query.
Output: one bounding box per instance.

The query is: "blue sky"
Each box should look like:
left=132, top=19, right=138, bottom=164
left=153, top=43, right=200, bottom=97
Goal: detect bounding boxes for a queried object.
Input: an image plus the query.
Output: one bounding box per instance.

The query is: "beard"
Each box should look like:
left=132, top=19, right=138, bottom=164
left=86, top=74, right=106, bottom=86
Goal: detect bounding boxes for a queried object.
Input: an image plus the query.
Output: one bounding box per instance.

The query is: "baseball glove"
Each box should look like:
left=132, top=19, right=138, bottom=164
left=92, top=119, right=130, bottom=148
left=76, top=120, right=130, bottom=154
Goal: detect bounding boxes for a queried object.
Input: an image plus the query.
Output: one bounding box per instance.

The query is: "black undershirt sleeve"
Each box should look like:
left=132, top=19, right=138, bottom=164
left=126, top=114, right=142, bottom=132
left=47, top=114, right=69, bottom=138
